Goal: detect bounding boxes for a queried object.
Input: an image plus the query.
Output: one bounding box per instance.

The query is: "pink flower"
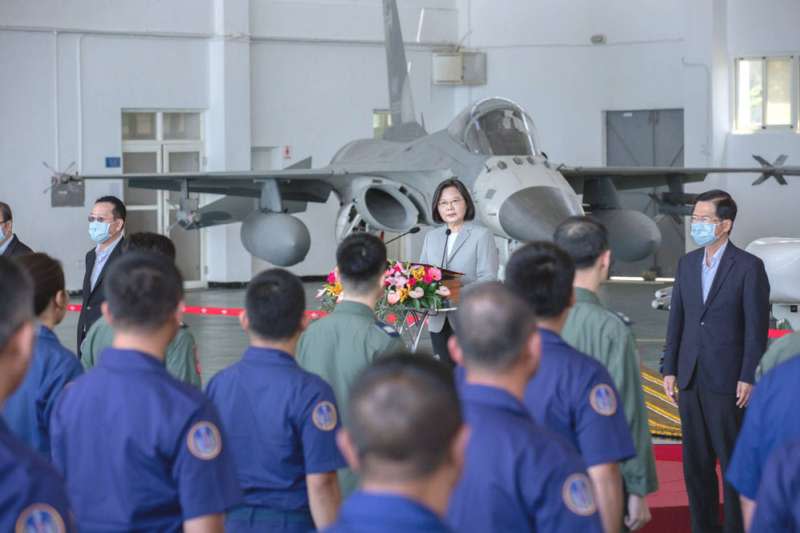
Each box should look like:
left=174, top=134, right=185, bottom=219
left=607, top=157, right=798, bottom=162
left=327, top=271, right=337, bottom=284
left=423, top=272, right=434, bottom=284
left=387, top=291, right=400, bottom=305
left=428, top=267, right=442, bottom=282
left=394, top=276, right=408, bottom=288
left=408, top=277, right=417, bottom=287
left=409, top=287, right=425, bottom=299
left=436, top=285, right=451, bottom=297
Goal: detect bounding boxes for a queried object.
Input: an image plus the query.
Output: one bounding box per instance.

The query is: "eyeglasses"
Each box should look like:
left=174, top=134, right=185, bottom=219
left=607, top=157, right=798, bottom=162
left=88, top=215, right=115, bottom=223
left=690, top=215, right=721, bottom=224
left=438, top=199, right=463, bottom=209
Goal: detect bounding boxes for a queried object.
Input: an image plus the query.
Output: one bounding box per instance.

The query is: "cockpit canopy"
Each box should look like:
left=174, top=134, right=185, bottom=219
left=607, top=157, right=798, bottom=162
left=448, top=98, right=540, bottom=156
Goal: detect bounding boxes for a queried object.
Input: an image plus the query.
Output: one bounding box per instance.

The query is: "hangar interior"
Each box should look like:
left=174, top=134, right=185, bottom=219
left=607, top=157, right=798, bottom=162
left=2, top=0, right=800, bottom=289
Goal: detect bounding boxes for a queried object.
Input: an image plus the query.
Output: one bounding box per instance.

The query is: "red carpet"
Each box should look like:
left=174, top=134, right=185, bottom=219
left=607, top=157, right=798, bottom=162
left=643, top=444, right=724, bottom=533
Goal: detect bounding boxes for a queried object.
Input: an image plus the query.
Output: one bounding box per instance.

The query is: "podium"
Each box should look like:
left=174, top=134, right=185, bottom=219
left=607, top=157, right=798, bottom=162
left=391, top=265, right=462, bottom=352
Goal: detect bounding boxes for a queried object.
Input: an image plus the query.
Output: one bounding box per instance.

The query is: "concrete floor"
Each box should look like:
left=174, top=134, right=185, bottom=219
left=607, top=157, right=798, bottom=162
left=55, top=280, right=672, bottom=385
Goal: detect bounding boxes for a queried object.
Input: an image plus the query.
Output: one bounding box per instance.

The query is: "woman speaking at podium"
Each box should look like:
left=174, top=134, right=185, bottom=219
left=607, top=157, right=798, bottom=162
left=419, top=178, right=499, bottom=367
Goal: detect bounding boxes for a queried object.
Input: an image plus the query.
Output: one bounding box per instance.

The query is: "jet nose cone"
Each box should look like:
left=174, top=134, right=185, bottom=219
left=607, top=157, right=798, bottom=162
left=499, top=186, right=582, bottom=242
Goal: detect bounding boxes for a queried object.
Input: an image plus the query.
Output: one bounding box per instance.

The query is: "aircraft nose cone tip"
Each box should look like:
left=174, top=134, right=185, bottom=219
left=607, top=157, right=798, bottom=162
left=499, top=186, right=581, bottom=242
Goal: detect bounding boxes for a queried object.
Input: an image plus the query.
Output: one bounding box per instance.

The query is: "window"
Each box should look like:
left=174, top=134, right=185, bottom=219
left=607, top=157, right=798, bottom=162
left=373, top=109, right=392, bottom=139
left=735, top=56, right=795, bottom=131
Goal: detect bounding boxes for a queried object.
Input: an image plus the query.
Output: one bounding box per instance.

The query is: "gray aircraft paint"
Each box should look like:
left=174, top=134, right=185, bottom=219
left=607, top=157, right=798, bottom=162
left=74, top=0, right=799, bottom=268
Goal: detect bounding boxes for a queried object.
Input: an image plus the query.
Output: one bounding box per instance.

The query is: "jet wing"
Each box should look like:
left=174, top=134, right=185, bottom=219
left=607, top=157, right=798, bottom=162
left=560, top=158, right=800, bottom=193
left=79, top=167, right=340, bottom=203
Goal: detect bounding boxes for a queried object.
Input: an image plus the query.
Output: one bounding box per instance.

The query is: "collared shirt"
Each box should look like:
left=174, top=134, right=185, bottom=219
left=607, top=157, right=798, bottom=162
left=701, top=239, right=728, bottom=303
left=206, top=347, right=346, bottom=511
left=81, top=317, right=201, bottom=387
left=297, top=301, right=404, bottom=496
left=50, top=348, right=241, bottom=531
left=0, top=418, right=74, bottom=532
left=90, top=234, right=123, bottom=291
left=448, top=383, right=602, bottom=533
left=524, top=328, right=636, bottom=467
left=561, top=288, right=658, bottom=496
left=325, top=491, right=451, bottom=533
left=0, top=233, right=12, bottom=255
left=3, top=325, right=83, bottom=457
left=750, top=440, right=800, bottom=532
left=727, top=355, right=800, bottom=500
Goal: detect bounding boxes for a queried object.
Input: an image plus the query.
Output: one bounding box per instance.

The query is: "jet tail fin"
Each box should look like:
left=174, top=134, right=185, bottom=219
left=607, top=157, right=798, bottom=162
left=382, top=0, right=427, bottom=141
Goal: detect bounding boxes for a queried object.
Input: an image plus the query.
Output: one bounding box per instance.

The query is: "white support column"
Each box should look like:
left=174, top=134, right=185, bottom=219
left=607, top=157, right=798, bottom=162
left=205, top=0, right=253, bottom=282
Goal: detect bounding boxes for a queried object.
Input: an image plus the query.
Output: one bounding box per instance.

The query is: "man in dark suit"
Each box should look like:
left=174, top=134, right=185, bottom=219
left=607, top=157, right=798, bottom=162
left=77, top=196, right=126, bottom=353
left=0, top=202, right=33, bottom=257
left=663, top=189, right=770, bottom=533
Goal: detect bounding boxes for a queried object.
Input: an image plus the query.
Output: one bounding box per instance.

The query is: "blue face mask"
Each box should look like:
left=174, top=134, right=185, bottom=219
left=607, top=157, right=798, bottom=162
left=88, top=221, right=111, bottom=244
left=0, top=225, right=6, bottom=242
left=691, top=222, right=718, bottom=247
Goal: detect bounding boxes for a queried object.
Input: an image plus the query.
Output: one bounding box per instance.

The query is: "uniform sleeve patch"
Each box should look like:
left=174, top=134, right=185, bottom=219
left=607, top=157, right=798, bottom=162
left=186, top=421, right=222, bottom=460
left=374, top=321, right=400, bottom=338
left=589, top=383, right=618, bottom=416
left=15, top=503, right=66, bottom=533
left=562, top=473, right=597, bottom=516
left=312, top=400, right=338, bottom=431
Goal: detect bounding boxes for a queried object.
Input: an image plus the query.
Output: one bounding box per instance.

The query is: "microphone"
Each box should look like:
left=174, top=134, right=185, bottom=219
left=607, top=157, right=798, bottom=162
left=440, top=228, right=452, bottom=269
left=384, top=226, right=420, bottom=245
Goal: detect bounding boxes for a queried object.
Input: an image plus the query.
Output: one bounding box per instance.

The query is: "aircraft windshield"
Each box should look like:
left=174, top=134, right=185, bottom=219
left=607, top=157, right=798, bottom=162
left=449, top=99, right=539, bottom=156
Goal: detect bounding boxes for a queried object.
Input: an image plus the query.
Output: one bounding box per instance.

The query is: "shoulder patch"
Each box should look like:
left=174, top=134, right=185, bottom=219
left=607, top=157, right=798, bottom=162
left=186, top=421, right=222, bottom=460
left=589, top=383, right=618, bottom=416
left=15, top=503, right=66, bottom=533
left=374, top=320, right=400, bottom=338
left=312, top=400, right=338, bottom=431
left=562, top=473, right=597, bottom=516
left=612, top=310, right=633, bottom=327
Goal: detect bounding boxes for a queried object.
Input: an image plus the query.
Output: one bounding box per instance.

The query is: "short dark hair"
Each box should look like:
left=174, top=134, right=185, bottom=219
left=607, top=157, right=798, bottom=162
left=104, top=252, right=183, bottom=332
left=431, top=179, right=476, bottom=224
left=505, top=242, right=575, bottom=319
left=245, top=269, right=305, bottom=341
left=14, top=253, right=65, bottom=316
left=554, top=216, right=609, bottom=269
left=122, top=232, right=176, bottom=260
left=95, top=195, right=127, bottom=222
left=0, top=201, right=12, bottom=222
left=695, top=189, right=737, bottom=225
left=348, top=353, right=462, bottom=481
left=336, top=233, right=387, bottom=294
left=0, top=257, right=34, bottom=350
left=454, top=282, right=537, bottom=371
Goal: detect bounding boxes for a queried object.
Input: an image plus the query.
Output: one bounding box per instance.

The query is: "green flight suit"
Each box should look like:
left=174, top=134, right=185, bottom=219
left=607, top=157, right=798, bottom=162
left=562, top=287, right=659, bottom=497
left=80, top=317, right=202, bottom=387
left=297, top=301, right=405, bottom=496
left=757, top=331, right=800, bottom=380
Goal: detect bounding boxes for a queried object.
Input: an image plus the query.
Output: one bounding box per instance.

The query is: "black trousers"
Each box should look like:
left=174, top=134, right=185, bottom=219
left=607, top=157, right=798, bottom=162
left=429, top=319, right=455, bottom=369
left=678, top=370, right=745, bottom=533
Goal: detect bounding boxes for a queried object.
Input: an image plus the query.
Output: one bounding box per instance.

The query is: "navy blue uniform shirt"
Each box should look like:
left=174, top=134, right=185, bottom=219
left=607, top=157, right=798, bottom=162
left=0, top=417, right=74, bottom=532
left=448, top=382, right=603, bottom=532
left=206, top=347, right=346, bottom=511
left=3, top=325, right=83, bottom=457
left=325, top=491, right=451, bottom=532
left=750, top=440, right=800, bottom=532
left=525, top=328, right=636, bottom=467
left=50, top=348, right=241, bottom=532
left=728, top=356, right=800, bottom=500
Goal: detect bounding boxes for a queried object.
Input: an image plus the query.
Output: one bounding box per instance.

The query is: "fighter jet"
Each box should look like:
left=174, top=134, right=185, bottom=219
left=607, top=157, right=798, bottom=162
left=75, top=0, right=799, bottom=267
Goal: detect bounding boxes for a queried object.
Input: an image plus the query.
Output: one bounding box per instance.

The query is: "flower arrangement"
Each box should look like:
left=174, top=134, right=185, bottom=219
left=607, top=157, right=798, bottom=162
left=318, top=262, right=451, bottom=315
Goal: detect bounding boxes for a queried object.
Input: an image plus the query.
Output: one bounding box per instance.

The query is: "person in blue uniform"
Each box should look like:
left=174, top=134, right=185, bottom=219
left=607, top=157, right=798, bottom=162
left=3, top=253, right=83, bottom=458
left=446, top=282, right=603, bottom=533
left=49, top=252, right=241, bottom=532
left=326, top=353, right=467, bottom=533
left=726, top=355, right=800, bottom=529
left=0, top=257, right=74, bottom=532
left=749, top=440, right=800, bottom=532
left=505, top=242, right=636, bottom=533
left=207, top=268, right=345, bottom=532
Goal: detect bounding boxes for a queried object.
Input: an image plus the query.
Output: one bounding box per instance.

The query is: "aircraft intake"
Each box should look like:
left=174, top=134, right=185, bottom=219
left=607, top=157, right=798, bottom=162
left=498, top=186, right=582, bottom=242
left=240, top=211, right=311, bottom=266
left=353, top=184, right=418, bottom=233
